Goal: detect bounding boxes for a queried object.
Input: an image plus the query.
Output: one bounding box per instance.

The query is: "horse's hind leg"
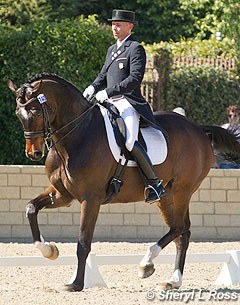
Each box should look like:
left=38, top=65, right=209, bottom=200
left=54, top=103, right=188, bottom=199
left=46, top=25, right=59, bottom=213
left=138, top=190, right=191, bottom=290
left=138, top=192, right=178, bottom=278
left=160, top=209, right=191, bottom=289
left=26, top=184, right=73, bottom=259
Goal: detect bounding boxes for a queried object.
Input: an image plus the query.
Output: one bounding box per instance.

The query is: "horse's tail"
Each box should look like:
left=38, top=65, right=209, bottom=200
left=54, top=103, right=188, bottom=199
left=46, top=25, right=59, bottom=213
left=201, top=125, right=240, bottom=162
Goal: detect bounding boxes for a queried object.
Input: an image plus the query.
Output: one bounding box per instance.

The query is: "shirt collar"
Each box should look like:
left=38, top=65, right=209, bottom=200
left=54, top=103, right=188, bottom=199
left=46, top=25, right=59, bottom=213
left=117, top=34, right=132, bottom=49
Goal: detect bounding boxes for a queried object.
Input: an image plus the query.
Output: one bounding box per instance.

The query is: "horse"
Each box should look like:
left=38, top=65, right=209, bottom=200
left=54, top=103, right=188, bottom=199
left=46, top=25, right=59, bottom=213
left=7, top=73, right=240, bottom=292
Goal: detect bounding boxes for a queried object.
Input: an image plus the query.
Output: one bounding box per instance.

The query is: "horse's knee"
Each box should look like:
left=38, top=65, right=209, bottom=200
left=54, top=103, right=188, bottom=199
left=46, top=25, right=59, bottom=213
left=174, top=229, right=191, bottom=250
left=26, top=202, right=37, bottom=217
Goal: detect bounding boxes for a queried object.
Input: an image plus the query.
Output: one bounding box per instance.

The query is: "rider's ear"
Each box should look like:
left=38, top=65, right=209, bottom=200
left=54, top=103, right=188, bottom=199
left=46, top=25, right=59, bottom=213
left=7, top=79, right=18, bottom=96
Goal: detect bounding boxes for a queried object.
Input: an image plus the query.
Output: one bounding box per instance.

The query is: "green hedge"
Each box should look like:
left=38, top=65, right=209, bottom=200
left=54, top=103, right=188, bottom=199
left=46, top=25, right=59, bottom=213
left=0, top=17, right=239, bottom=164
left=164, top=67, right=240, bottom=125
left=0, top=16, right=113, bottom=164
left=145, top=37, right=236, bottom=58
left=145, top=41, right=239, bottom=125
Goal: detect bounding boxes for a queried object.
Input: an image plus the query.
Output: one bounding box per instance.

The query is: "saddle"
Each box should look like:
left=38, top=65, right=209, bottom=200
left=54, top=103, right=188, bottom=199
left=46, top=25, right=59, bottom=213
left=101, top=101, right=147, bottom=159
left=100, top=101, right=167, bottom=202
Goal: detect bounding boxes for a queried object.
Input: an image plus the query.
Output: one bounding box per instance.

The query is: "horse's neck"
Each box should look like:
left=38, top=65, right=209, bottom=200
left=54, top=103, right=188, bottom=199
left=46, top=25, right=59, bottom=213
left=51, top=103, right=105, bottom=157
left=49, top=82, right=90, bottom=128
left=58, top=95, right=89, bottom=119
left=40, top=77, right=88, bottom=114
left=50, top=85, right=103, bottom=143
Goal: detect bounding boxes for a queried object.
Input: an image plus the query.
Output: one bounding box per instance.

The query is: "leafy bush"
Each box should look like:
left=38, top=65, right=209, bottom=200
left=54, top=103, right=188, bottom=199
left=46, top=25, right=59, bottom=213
left=0, top=16, right=238, bottom=164
left=144, top=38, right=239, bottom=124
left=0, top=16, right=113, bottom=164
left=145, top=37, right=236, bottom=58
left=164, top=67, right=240, bottom=124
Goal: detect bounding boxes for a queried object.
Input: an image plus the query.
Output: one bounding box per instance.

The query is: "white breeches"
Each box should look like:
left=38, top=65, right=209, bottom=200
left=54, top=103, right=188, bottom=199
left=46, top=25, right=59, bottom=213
left=108, top=97, right=140, bottom=151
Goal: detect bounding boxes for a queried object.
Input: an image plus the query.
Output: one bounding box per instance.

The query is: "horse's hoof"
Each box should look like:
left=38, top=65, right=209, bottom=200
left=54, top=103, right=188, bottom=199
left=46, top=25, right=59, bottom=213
left=64, top=284, right=83, bottom=292
left=47, top=242, right=59, bottom=260
left=138, top=263, right=155, bottom=278
left=159, top=281, right=181, bottom=290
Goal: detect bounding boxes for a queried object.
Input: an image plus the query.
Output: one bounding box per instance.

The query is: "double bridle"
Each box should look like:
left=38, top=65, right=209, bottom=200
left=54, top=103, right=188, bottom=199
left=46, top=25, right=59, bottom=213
left=17, top=93, right=95, bottom=150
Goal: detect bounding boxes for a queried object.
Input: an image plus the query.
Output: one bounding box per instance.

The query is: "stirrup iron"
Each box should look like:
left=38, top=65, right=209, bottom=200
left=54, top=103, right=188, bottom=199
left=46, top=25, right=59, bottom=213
left=144, top=180, right=166, bottom=204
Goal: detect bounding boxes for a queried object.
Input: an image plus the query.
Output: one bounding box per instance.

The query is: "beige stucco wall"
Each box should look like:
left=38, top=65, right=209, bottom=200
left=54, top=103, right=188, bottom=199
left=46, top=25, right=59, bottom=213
left=0, top=165, right=239, bottom=241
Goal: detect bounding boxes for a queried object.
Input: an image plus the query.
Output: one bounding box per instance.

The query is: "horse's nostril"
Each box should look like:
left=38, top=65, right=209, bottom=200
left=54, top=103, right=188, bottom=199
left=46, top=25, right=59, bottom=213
left=33, top=151, right=42, bottom=160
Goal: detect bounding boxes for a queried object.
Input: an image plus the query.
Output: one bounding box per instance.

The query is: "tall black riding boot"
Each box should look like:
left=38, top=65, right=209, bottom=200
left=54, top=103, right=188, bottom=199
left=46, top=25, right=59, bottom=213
left=131, top=141, right=166, bottom=204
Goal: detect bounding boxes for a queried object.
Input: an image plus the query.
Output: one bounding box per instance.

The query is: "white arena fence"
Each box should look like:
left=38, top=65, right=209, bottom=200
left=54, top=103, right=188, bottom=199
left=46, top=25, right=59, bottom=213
left=0, top=251, right=240, bottom=288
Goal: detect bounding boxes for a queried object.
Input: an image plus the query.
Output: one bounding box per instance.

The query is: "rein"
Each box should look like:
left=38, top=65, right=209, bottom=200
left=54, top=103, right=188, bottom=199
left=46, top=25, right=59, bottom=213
left=50, top=103, right=95, bottom=148
left=18, top=94, right=95, bottom=150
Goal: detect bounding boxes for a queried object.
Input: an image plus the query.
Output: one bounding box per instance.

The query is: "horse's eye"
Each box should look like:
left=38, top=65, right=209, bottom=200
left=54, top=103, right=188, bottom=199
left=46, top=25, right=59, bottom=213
left=30, top=109, right=41, bottom=117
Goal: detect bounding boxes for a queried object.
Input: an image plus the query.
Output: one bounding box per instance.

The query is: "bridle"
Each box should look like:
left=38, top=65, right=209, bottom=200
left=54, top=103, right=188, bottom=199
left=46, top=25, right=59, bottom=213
left=17, top=94, right=52, bottom=143
left=17, top=93, right=95, bottom=150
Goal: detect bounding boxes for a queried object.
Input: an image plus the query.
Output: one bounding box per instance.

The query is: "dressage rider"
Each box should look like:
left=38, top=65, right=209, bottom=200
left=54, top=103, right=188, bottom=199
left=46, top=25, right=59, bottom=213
left=83, top=9, right=166, bottom=204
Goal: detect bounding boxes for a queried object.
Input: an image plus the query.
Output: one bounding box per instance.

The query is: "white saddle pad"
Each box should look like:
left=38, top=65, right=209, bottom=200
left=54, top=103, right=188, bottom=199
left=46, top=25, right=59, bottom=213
left=99, top=105, right=168, bottom=167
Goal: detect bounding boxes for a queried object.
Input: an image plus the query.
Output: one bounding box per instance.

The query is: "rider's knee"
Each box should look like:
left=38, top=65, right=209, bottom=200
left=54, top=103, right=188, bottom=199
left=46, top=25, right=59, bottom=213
left=125, top=139, right=135, bottom=152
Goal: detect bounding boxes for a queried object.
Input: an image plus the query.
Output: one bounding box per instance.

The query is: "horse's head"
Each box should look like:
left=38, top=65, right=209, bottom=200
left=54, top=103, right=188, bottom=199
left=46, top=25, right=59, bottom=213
left=8, top=78, right=55, bottom=161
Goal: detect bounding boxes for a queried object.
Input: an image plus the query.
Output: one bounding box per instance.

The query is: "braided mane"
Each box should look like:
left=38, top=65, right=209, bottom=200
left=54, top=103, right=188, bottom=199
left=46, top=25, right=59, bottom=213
left=28, top=72, right=59, bottom=83
left=26, top=72, right=81, bottom=93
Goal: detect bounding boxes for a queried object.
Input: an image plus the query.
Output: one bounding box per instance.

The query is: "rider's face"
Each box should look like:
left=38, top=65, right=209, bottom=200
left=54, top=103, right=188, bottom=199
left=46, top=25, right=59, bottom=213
left=112, top=21, right=133, bottom=41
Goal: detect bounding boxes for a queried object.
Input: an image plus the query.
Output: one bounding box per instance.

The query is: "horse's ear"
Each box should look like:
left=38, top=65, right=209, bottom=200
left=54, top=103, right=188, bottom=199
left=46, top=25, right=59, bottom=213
left=31, top=80, right=42, bottom=93
left=7, top=79, right=18, bottom=96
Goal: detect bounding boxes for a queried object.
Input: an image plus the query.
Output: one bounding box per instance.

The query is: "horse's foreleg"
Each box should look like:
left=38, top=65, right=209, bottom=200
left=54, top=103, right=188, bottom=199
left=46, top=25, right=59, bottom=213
left=26, top=185, right=73, bottom=259
left=65, top=199, right=101, bottom=292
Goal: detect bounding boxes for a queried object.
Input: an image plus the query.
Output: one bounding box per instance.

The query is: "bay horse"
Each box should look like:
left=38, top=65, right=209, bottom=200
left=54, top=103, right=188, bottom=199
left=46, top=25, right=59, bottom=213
left=7, top=73, right=240, bottom=292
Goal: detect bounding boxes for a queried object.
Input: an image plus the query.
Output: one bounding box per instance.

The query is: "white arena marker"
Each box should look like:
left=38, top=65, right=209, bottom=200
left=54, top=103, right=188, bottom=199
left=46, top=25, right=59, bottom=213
left=84, top=254, right=107, bottom=288
left=0, top=255, right=77, bottom=267
left=68, top=254, right=107, bottom=288
left=215, top=250, right=240, bottom=286
left=0, top=251, right=240, bottom=287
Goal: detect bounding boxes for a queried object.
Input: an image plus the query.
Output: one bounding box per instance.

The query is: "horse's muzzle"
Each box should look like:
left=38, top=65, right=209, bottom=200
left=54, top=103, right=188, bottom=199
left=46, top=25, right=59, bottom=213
left=25, top=139, right=45, bottom=161
left=26, top=150, right=44, bottom=161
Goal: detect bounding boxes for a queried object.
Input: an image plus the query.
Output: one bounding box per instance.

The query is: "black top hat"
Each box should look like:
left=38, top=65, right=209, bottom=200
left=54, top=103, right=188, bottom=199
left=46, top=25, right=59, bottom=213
left=108, top=9, right=136, bottom=24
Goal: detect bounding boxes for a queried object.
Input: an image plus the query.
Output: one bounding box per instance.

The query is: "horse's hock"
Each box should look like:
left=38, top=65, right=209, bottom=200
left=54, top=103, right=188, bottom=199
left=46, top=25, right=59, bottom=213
left=0, top=165, right=239, bottom=241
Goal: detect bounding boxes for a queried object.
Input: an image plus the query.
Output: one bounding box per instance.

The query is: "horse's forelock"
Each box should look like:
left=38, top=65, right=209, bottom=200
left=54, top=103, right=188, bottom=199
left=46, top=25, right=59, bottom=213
left=18, top=83, right=33, bottom=99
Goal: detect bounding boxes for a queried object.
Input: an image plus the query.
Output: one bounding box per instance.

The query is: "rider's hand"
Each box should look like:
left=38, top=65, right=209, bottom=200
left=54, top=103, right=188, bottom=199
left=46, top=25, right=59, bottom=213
left=83, top=85, right=95, bottom=101
left=95, top=90, right=108, bottom=103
